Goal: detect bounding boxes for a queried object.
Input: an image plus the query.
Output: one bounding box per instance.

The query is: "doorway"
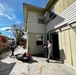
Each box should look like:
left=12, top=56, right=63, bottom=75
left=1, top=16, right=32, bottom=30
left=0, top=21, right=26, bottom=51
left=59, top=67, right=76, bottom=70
left=50, top=32, right=60, bottom=60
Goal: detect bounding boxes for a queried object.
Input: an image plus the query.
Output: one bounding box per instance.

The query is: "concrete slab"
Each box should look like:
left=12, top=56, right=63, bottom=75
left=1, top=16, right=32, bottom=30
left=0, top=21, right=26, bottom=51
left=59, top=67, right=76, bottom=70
left=0, top=46, right=76, bottom=75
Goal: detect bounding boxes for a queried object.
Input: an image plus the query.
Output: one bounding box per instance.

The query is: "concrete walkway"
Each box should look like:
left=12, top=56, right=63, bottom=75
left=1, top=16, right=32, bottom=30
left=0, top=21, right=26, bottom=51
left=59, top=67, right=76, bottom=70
left=0, top=46, right=76, bottom=75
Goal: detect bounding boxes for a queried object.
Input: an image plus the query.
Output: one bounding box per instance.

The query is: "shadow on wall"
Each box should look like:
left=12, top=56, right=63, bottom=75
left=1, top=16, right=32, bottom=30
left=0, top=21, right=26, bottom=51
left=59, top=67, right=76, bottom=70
left=52, top=15, right=65, bottom=26
left=46, top=12, right=65, bottom=32
left=60, top=49, right=66, bottom=63
left=0, top=61, right=16, bottom=75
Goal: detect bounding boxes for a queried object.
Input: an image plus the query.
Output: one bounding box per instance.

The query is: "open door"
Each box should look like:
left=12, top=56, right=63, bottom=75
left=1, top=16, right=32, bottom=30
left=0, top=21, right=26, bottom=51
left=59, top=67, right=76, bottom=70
left=50, top=32, right=60, bottom=60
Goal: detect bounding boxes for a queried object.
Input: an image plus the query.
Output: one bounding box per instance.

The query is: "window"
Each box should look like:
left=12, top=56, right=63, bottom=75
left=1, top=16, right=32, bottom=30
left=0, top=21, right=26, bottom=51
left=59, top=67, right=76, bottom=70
left=38, top=19, right=44, bottom=24
left=36, top=35, right=43, bottom=45
left=36, top=41, right=43, bottom=45
left=49, top=11, right=57, bottom=20
left=44, top=11, right=57, bottom=24
left=52, top=14, right=57, bottom=20
left=37, top=14, right=44, bottom=24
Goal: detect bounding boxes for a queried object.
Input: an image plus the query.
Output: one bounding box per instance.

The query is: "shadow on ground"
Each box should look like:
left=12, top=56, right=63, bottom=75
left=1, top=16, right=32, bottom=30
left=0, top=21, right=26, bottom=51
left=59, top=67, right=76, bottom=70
left=27, top=58, right=38, bottom=64
left=15, top=54, right=38, bottom=64
left=0, top=51, right=11, bottom=60
left=0, top=61, right=16, bottom=75
left=32, top=54, right=45, bottom=58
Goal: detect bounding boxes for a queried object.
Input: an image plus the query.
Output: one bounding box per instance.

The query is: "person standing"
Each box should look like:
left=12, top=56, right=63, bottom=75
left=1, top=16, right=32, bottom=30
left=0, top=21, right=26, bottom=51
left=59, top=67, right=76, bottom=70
left=10, top=39, right=15, bottom=57
left=47, top=40, right=53, bottom=62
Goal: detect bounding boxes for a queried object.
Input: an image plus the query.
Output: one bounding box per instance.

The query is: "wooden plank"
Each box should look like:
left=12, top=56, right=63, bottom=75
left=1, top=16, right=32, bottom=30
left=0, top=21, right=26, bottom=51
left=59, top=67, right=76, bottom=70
left=63, top=0, right=69, bottom=10
left=60, top=31, right=66, bottom=63
left=68, top=0, right=75, bottom=6
left=55, top=1, right=60, bottom=15
left=65, top=30, right=72, bottom=66
left=70, top=23, right=76, bottom=68
left=59, top=0, right=64, bottom=13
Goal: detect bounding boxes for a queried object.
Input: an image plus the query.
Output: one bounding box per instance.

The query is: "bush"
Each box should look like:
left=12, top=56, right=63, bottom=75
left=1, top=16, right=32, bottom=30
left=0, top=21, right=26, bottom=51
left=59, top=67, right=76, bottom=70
left=2, top=38, right=7, bottom=43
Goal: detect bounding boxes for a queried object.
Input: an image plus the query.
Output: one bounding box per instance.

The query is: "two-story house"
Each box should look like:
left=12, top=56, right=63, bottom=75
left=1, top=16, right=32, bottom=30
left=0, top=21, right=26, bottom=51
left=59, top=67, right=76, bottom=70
left=23, top=0, right=76, bottom=69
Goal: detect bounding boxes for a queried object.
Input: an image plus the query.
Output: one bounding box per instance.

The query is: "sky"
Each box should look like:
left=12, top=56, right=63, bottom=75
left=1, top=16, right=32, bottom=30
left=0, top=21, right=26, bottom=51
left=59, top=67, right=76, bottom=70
left=0, top=0, right=47, bottom=38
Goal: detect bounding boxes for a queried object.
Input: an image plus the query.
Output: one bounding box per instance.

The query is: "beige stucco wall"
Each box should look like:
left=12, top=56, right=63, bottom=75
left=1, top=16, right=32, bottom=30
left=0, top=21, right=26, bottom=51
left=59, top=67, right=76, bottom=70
left=27, top=10, right=45, bottom=33
left=28, top=33, right=47, bottom=55
left=58, top=23, right=76, bottom=68
left=27, top=10, right=47, bottom=55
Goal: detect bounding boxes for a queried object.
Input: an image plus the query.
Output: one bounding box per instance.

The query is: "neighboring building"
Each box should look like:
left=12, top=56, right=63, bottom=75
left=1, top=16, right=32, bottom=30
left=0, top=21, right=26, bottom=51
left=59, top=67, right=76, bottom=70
left=0, top=35, right=10, bottom=53
left=23, top=0, right=76, bottom=69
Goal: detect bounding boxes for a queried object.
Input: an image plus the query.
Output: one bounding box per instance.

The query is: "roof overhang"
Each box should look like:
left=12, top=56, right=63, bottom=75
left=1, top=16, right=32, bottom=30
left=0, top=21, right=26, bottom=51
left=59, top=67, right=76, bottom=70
left=23, top=0, right=58, bottom=14
left=23, top=3, right=43, bottom=13
left=23, top=0, right=58, bottom=31
left=23, top=3, right=44, bottom=31
left=42, top=0, right=58, bottom=14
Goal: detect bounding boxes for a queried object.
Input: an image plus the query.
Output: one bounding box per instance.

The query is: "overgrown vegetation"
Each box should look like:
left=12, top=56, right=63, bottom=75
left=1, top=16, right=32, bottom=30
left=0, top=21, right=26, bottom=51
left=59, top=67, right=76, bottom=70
left=2, top=38, right=7, bottom=43
left=6, top=24, right=26, bottom=45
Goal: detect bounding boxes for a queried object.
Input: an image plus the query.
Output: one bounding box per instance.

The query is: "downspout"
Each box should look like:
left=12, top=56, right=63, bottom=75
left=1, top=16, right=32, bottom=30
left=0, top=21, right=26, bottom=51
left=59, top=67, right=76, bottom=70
left=67, top=23, right=76, bottom=33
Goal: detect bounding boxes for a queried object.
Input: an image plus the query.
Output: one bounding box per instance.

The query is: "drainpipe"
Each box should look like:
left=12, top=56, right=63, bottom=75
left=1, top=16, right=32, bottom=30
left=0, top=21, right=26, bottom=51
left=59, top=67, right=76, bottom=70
left=67, top=23, right=76, bottom=33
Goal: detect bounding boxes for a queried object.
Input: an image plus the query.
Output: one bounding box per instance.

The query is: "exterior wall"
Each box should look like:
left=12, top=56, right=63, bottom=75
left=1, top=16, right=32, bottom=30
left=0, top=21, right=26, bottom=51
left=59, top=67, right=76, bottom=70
left=58, top=23, right=76, bottom=68
left=54, top=0, right=76, bottom=68
left=44, top=12, right=49, bottom=23
left=28, top=33, right=47, bottom=55
left=44, top=8, right=55, bottom=24
left=27, top=10, right=45, bottom=33
left=27, top=10, right=47, bottom=55
left=54, top=0, right=76, bottom=69
left=45, top=0, right=76, bottom=69
left=46, top=16, right=64, bottom=33
left=55, top=0, right=75, bottom=15
left=46, top=1, right=76, bottom=33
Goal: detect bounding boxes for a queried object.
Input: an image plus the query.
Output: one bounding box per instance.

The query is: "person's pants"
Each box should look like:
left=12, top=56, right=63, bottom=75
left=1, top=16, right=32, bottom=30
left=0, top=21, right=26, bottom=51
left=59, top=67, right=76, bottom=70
left=48, top=49, right=53, bottom=60
left=44, top=48, right=48, bottom=58
left=11, top=48, right=14, bottom=56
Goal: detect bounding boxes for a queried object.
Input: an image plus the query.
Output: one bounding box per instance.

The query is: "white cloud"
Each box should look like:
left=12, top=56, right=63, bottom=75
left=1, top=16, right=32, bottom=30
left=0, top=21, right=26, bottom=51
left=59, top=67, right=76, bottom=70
left=0, top=13, right=3, bottom=15
left=15, top=20, right=21, bottom=24
left=5, top=13, right=16, bottom=20
left=0, top=2, right=16, bottom=20
left=0, top=27, right=11, bottom=31
left=0, top=2, right=4, bottom=11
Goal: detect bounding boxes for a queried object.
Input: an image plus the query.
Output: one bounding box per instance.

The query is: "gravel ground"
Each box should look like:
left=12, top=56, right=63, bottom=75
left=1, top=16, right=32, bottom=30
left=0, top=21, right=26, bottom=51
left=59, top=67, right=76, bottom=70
left=0, top=46, right=76, bottom=75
